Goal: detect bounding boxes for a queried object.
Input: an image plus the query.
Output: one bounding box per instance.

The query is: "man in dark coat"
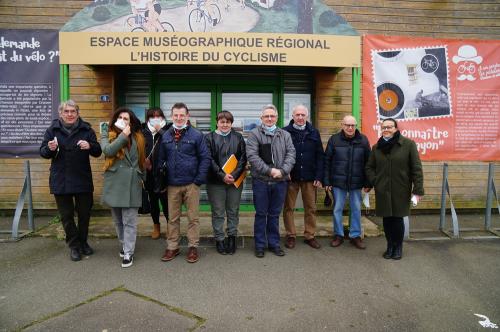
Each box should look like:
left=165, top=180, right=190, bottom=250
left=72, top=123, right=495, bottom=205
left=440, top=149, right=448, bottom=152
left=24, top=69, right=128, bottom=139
left=40, top=100, right=102, bottom=261
left=158, top=102, right=210, bottom=264
left=283, top=104, right=324, bottom=249
left=324, top=115, right=371, bottom=249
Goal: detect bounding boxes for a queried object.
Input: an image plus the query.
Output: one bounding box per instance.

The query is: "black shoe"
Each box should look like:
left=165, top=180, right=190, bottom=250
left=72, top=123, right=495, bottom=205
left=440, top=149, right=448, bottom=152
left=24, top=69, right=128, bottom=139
left=255, top=249, right=265, bottom=258
left=391, top=243, right=402, bottom=260
left=80, top=243, right=94, bottom=256
left=70, top=248, right=82, bottom=261
left=270, top=246, right=285, bottom=257
left=119, top=249, right=124, bottom=258
left=216, top=240, right=227, bottom=255
left=212, top=18, right=218, bottom=26
left=226, top=235, right=236, bottom=255
left=122, top=254, right=134, bottom=268
left=383, top=243, right=394, bottom=259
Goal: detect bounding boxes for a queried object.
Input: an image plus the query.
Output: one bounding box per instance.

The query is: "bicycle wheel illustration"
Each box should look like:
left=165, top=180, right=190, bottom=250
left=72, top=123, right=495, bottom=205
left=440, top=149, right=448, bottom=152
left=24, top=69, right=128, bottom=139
left=160, top=21, right=175, bottom=32
left=189, top=8, right=206, bottom=32
left=210, top=4, right=222, bottom=24
left=124, top=15, right=137, bottom=31
left=132, top=26, right=145, bottom=32
left=377, top=83, right=405, bottom=118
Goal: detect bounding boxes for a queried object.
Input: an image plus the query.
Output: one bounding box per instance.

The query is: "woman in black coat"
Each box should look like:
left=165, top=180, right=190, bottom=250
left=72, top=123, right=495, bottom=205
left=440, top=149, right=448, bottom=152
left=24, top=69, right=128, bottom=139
left=205, top=111, right=247, bottom=254
left=40, top=100, right=102, bottom=262
left=142, top=107, right=171, bottom=239
left=366, top=118, right=424, bottom=260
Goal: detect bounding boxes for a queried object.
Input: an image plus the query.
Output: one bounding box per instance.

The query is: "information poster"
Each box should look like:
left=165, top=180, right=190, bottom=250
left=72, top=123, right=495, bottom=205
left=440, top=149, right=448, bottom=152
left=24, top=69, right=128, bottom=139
left=362, top=35, right=500, bottom=161
left=0, top=29, right=60, bottom=157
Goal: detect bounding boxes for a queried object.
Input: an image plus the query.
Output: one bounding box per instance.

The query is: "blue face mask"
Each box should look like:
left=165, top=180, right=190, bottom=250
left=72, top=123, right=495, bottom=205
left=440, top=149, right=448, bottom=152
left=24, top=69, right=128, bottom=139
left=264, top=124, right=277, bottom=132
left=216, top=129, right=231, bottom=136
left=172, top=123, right=188, bottom=130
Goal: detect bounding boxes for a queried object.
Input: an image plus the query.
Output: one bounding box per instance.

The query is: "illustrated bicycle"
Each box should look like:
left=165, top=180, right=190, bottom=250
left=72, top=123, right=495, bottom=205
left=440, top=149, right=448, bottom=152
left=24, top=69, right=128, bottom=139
left=124, top=10, right=174, bottom=32
left=457, top=62, right=476, bottom=74
left=421, top=58, right=437, bottom=70
left=188, top=0, right=222, bottom=32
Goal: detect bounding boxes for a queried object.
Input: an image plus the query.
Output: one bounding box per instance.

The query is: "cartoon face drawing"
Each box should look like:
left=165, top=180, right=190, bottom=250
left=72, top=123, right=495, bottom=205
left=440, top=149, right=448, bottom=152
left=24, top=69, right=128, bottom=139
left=452, top=45, right=482, bottom=81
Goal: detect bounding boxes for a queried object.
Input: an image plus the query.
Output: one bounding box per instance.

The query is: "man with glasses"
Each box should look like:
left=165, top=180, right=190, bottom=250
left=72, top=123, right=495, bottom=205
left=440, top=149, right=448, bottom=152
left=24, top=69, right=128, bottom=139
left=282, top=104, right=324, bottom=250
left=324, top=115, right=371, bottom=249
left=40, top=100, right=102, bottom=261
left=246, top=104, right=296, bottom=258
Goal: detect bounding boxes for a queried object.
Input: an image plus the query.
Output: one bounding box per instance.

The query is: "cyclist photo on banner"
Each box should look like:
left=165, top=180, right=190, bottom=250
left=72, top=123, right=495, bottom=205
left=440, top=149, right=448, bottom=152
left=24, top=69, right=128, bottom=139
left=130, top=0, right=168, bottom=32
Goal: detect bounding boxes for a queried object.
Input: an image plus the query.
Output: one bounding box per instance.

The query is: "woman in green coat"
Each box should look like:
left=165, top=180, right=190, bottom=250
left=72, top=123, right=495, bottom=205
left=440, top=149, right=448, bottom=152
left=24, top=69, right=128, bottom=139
left=365, top=118, right=424, bottom=260
left=101, top=107, right=146, bottom=268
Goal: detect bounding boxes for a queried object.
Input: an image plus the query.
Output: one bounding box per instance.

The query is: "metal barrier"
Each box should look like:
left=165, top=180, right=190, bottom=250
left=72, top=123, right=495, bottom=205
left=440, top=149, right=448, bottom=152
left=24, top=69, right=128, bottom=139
left=485, top=163, right=500, bottom=236
left=405, top=162, right=499, bottom=240
left=0, top=160, right=34, bottom=242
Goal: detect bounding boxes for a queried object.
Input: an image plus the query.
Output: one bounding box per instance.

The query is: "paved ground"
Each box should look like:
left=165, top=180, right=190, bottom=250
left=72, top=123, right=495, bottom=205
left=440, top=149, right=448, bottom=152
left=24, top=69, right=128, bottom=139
left=1, top=212, right=500, bottom=331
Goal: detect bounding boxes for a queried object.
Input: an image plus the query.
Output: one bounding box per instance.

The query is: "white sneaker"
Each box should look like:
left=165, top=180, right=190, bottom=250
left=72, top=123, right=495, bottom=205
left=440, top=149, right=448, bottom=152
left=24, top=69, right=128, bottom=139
left=121, top=254, right=133, bottom=268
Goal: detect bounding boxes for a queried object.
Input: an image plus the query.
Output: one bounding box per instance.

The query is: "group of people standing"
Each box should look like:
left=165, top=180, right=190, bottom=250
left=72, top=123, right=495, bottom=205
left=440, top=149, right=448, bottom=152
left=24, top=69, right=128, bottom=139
left=40, top=100, right=424, bottom=268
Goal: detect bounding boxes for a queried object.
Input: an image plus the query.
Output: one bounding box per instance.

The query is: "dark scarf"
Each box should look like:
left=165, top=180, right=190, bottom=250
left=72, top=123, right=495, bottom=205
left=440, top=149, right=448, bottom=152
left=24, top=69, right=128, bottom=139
left=377, top=130, right=400, bottom=154
left=173, top=127, right=187, bottom=142
left=60, top=118, right=80, bottom=135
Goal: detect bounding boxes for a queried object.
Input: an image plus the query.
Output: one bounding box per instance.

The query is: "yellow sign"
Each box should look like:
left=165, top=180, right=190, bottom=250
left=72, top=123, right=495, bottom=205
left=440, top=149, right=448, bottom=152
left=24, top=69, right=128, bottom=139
left=59, top=32, right=360, bottom=67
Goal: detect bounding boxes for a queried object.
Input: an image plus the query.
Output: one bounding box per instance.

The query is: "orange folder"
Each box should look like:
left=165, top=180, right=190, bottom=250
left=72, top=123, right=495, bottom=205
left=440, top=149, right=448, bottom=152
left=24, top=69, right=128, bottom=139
left=222, top=154, right=247, bottom=188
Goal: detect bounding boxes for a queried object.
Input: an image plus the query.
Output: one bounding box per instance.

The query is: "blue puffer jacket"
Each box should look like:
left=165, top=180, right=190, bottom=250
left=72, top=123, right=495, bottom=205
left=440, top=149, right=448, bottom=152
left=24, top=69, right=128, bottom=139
left=283, top=120, right=324, bottom=182
left=324, top=129, right=371, bottom=190
left=157, top=126, right=211, bottom=186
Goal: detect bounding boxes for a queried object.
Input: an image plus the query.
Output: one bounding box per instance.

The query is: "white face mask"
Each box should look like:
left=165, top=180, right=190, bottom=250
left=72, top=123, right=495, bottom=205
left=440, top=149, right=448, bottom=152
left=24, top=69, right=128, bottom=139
left=149, top=118, right=163, bottom=127
left=115, top=118, right=127, bottom=130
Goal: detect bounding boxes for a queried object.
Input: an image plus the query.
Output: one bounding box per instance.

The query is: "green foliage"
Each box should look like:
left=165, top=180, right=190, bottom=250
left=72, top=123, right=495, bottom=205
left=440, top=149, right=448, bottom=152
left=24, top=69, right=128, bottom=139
left=92, top=6, right=112, bottom=22
left=49, top=215, right=61, bottom=225
left=249, top=0, right=298, bottom=33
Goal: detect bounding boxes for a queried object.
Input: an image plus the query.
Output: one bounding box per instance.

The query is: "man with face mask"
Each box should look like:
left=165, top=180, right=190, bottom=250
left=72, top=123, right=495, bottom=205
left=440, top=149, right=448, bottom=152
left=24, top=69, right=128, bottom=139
left=246, top=104, right=296, bottom=258
left=158, top=103, right=211, bottom=264
left=40, top=100, right=102, bottom=261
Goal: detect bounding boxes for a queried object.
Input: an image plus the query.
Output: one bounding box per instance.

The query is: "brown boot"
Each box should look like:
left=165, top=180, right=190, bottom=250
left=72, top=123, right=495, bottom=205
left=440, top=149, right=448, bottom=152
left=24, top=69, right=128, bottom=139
left=151, top=224, right=161, bottom=240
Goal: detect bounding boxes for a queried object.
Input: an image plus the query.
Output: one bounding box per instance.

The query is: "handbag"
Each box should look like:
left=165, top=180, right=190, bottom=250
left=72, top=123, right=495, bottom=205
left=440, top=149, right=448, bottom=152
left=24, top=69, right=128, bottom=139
left=138, top=183, right=151, bottom=214
left=154, top=161, right=168, bottom=194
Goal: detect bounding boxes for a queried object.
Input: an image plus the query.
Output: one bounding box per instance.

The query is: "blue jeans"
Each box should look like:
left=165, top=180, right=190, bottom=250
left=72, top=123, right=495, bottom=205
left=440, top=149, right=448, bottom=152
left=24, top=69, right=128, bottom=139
left=332, top=187, right=362, bottom=238
left=252, top=179, right=288, bottom=250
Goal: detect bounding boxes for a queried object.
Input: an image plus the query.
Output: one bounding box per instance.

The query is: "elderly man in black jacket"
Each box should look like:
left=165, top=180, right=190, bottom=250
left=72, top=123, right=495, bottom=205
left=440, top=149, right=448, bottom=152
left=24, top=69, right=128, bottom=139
left=324, top=115, right=371, bottom=249
left=40, top=100, right=102, bottom=261
left=283, top=104, right=325, bottom=249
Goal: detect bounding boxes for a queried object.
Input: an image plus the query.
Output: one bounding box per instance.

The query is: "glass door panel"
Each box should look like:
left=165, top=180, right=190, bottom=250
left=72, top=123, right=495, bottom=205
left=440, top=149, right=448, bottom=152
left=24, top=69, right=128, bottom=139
left=159, top=92, right=212, bottom=134
left=221, top=92, right=273, bottom=139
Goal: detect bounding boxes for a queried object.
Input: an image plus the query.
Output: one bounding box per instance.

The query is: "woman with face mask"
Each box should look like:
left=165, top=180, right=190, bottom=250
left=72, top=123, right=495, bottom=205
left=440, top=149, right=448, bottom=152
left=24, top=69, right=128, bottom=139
left=142, top=107, right=172, bottom=239
left=101, top=107, right=146, bottom=268
left=205, top=111, right=247, bottom=255
left=365, top=118, right=424, bottom=260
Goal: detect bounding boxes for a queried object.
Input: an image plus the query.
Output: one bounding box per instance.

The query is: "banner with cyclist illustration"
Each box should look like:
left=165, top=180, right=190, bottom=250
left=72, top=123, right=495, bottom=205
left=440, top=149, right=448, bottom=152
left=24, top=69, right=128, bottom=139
left=362, top=35, right=500, bottom=161
left=58, top=0, right=360, bottom=67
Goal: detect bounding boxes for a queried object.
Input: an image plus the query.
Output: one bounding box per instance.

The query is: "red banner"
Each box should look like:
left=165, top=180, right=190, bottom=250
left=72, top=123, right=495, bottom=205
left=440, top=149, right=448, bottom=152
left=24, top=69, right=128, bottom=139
left=362, top=35, right=500, bottom=161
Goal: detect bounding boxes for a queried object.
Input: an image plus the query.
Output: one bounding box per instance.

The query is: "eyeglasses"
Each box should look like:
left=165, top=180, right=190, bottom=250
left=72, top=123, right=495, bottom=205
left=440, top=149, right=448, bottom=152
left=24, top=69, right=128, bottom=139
left=343, top=124, right=356, bottom=128
left=63, top=109, right=77, bottom=114
left=262, top=114, right=277, bottom=119
left=381, top=126, right=395, bottom=130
